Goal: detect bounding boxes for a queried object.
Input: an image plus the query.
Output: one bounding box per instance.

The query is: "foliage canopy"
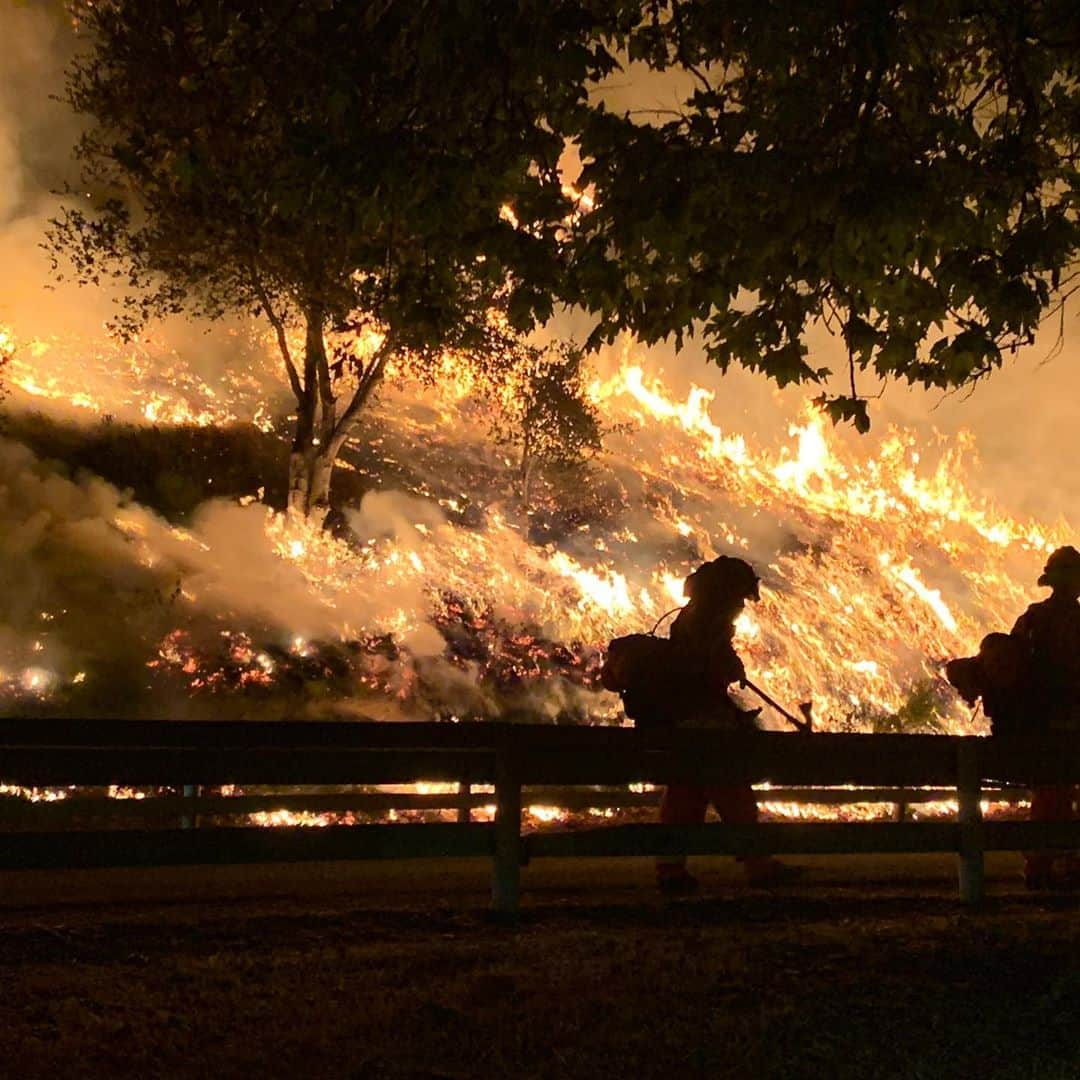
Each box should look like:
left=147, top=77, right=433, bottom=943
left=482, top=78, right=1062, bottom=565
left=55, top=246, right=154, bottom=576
left=50, top=0, right=1080, bottom=455
left=576, top=0, right=1080, bottom=429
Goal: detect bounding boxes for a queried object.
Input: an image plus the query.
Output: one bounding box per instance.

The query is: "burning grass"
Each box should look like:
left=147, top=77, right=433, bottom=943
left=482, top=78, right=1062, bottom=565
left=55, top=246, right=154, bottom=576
left=0, top=321, right=1074, bottom=734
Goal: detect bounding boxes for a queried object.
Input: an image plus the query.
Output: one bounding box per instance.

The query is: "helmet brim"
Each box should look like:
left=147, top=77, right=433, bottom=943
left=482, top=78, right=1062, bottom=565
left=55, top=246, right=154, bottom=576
left=1039, top=570, right=1080, bottom=588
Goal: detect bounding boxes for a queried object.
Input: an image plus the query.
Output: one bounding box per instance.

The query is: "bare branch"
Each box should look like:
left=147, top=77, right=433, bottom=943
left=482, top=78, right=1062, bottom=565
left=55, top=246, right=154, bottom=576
left=330, top=344, right=393, bottom=449
left=250, top=268, right=304, bottom=403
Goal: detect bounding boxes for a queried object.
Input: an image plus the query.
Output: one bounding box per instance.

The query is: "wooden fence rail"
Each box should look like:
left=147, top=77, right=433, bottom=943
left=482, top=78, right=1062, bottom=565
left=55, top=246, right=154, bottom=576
left=1, top=721, right=1078, bottom=912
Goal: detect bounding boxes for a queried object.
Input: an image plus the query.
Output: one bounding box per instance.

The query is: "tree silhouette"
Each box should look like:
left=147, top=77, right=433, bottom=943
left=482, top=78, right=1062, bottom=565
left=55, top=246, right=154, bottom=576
left=50, top=0, right=615, bottom=516
left=575, top=1, right=1080, bottom=430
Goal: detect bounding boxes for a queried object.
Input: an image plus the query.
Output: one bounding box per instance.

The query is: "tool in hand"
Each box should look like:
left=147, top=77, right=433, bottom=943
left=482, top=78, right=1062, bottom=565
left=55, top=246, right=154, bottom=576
left=741, top=678, right=814, bottom=733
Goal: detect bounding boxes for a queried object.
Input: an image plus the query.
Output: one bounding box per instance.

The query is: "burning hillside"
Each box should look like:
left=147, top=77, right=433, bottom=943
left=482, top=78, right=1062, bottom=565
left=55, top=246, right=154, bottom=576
left=0, top=322, right=1070, bottom=733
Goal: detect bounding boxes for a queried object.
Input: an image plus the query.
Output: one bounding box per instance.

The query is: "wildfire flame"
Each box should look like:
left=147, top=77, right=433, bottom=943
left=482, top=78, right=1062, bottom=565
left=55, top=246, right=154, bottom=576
left=0, top=320, right=1070, bottom=741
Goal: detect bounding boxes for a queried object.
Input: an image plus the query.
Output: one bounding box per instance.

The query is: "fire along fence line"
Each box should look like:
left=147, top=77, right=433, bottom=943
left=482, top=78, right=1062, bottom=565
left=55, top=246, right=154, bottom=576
left=0, top=720, right=1078, bottom=913
left=0, top=783, right=1035, bottom=829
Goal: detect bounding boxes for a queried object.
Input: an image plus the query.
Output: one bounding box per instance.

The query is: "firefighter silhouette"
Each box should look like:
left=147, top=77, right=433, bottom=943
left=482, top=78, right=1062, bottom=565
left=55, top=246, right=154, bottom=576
left=946, top=545, right=1080, bottom=889
left=602, top=556, right=801, bottom=894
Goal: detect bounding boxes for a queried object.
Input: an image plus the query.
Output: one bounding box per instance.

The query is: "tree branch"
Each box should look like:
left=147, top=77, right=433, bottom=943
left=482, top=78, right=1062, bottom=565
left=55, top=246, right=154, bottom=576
left=250, top=268, right=304, bottom=403
left=330, top=344, right=393, bottom=449
left=671, top=1, right=714, bottom=96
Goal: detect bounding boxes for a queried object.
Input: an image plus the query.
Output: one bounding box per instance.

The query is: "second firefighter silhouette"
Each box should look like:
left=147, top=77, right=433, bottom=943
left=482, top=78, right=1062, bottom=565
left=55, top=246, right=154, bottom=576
left=946, top=544, right=1080, bottom=889
left=603, top=556, right=800, bottom=894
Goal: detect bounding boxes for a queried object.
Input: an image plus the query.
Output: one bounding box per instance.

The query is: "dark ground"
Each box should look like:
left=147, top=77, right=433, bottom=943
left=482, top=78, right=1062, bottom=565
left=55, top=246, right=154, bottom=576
left=0, top=854, right=1077, bottom=1080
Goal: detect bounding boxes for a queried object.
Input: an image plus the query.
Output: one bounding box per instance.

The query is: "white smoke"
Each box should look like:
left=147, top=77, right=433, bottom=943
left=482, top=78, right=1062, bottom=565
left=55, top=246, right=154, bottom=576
left=0, top=439, right=460, bottom=715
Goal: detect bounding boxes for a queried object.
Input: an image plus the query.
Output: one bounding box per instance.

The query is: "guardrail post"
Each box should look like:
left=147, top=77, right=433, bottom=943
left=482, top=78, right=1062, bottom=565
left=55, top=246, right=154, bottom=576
left=492, top=747, right=522, bottom=916
left=957, top=743, right=984, bottom=904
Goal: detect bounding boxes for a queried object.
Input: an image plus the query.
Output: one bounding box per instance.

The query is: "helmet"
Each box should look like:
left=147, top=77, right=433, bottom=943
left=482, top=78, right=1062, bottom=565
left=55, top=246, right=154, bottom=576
left=1037, top=545, right=1080, bottom=587
left=683, top=556, right=760, bottom=604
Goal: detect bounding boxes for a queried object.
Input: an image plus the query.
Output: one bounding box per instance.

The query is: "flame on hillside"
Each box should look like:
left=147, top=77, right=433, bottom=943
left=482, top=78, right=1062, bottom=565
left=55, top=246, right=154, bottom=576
left=3, top=325, right=280, bottom=430
left=0, top=321, right=1071, bottom=741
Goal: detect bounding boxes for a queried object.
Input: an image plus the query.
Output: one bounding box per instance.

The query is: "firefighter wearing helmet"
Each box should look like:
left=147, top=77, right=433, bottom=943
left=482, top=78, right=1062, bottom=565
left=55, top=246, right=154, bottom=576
left=1009, top=545, right=1080, bottom=888
left=654, top=556, right=801, bottom=894
left=946, top=545, right=1080, bottom=889
left=1012, top=545, right=1080, bottom=730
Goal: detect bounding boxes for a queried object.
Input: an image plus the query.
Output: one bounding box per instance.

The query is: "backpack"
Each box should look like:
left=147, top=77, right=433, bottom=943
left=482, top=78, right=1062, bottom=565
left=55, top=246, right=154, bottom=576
left=600, top=634, right=676, bottom=729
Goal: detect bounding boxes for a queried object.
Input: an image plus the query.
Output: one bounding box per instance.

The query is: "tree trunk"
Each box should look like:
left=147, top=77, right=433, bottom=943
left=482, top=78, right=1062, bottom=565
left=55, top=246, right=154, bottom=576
left=288, top=445, right=335, bottom=521
left=287, top=450, right=310, bottom=516
left=307, top=451, right=334, bottom=518
left=288, top=366, right=316, bottom=516
left=285, top=305, right=337, bottom=523
left=272, top=301, right=389, bottom=523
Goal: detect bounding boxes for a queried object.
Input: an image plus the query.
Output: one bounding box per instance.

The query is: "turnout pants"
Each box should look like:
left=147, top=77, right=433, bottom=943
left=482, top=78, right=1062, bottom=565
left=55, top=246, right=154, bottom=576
left=1025, top=784, right=1079, bottom=878
left=656, top=784, right=764, bottom=880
